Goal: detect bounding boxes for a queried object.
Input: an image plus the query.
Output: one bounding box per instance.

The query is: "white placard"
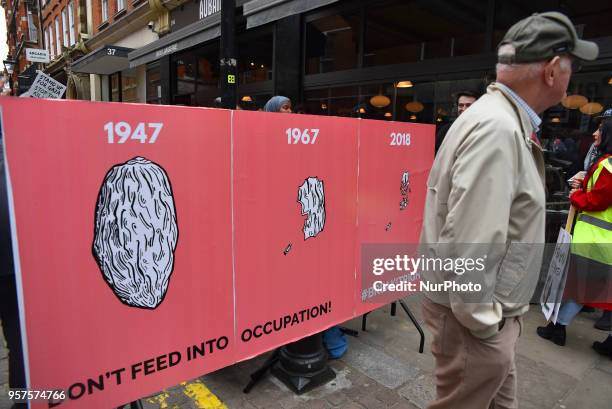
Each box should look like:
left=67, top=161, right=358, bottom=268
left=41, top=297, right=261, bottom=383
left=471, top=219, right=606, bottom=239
left=23, top=70, right=66, bottom=99
left=540, top=227, right=572, bottom=322
left=25, top=48, right=50, bottom=63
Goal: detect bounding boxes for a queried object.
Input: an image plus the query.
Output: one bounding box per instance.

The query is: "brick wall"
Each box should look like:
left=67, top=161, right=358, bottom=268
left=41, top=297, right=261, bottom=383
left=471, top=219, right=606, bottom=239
left=3, top=0, right=39, bottom=81
left=92, top=0, right=144, bottom=35
left=41, top=0, right=81, bottom=63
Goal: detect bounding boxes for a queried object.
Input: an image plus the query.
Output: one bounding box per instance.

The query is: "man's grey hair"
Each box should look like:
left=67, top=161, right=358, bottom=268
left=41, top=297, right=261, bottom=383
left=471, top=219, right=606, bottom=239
left=496, top=44, right=572, bottom=80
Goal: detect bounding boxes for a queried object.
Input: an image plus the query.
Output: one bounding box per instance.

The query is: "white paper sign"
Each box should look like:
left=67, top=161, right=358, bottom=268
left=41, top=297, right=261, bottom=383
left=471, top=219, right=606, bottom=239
left=540, top=227, right=572, bottom=322
left=25, top=48, right=50, bottom=63
left=24, top=70, right=66, bottom=99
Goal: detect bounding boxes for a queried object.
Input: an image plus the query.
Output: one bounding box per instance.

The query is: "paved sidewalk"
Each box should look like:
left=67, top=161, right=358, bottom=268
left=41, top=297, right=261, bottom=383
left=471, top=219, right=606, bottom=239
left=140, top=295, right=612, bottom=409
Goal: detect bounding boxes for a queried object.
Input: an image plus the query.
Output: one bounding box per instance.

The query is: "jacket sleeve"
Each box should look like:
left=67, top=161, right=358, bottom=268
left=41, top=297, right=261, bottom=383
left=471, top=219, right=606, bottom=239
left=570, top=168, right=612, bottom=211
left=441, top=123, right=519, bottom=339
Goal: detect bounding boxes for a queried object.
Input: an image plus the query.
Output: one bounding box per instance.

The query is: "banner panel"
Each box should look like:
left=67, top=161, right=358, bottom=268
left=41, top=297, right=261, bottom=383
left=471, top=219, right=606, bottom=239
left=356, top=120, right=434, bottom=315
left=1, top=99, right=235, bottom=408
left=232, top=111, right=359, bottom=358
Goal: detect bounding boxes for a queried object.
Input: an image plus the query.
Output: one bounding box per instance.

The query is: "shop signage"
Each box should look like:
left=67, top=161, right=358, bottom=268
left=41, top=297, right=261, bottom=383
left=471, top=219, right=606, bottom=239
left=0, top=98, right=433, bottom=408
left=199, top=0, right=221, bottom=19
left=155, top=43, right=179, bottom=58
left=25, top=48, right=50, bottom=63
left=171, top=0, right=221, bottom=31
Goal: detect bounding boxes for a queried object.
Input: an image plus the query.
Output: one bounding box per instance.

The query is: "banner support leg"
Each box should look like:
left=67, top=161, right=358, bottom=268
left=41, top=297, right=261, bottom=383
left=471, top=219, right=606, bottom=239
left=398, top=300, right=425, bottom=353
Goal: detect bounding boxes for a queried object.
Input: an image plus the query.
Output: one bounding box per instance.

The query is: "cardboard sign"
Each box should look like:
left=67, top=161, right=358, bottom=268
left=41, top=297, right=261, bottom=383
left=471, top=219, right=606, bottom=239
left=0, top=98, right=434, bottom=408
left=23, top=71, right=66, bottom=99
left=541, top=227, right=572, bottom=322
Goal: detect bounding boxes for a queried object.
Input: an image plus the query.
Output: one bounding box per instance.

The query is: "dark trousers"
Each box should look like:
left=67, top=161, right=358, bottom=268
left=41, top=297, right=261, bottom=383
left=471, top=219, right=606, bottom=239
left=0, top=274, right=26, bottom=388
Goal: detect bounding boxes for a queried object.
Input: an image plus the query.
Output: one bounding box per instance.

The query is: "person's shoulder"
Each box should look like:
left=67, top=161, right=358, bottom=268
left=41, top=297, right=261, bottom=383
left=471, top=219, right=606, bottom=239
left=468, top=92, right=517, bottom=127
left=453, top=97, right=517, bottom=142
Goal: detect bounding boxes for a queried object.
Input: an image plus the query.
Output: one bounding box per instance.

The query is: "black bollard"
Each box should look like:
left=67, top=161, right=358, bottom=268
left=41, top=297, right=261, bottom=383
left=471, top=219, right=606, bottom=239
left=271, top=332, right=335, bottom=394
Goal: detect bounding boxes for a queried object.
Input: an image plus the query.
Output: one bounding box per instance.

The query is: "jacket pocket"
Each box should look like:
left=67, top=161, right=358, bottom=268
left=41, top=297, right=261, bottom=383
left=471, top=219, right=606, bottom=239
left=496, top=243, right=529, bottom=297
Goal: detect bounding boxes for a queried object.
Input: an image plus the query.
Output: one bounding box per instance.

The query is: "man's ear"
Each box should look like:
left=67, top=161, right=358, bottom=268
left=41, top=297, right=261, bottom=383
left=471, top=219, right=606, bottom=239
left=542, top=56, right=561, bottom=87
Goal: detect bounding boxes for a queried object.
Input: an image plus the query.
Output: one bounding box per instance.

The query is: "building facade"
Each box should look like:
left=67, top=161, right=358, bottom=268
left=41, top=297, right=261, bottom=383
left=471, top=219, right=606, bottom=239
left=40, top=0, right=89, bottom=98
left=2, top=0, right=42, bottom=94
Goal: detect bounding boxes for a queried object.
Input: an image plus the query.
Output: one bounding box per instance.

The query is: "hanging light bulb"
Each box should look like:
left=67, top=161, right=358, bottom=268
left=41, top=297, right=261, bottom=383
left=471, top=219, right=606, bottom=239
left=384, top=112, right=392, bottom=118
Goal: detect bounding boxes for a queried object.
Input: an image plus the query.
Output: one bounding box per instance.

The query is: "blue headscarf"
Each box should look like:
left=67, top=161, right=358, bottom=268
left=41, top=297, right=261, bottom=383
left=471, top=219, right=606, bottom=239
left=264, top=96, right=291, bottom=112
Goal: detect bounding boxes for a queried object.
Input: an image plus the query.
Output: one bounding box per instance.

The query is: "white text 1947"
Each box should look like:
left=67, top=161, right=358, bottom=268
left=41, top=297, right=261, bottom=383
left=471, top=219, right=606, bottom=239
left=104, top=122, right=164, bottom=144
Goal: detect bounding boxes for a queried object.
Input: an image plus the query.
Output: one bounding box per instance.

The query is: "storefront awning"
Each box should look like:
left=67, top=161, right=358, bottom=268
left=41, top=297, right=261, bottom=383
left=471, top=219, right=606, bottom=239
left=243, top=0, right=339, bottom=29
left=71, top=45, right=133, bottom=75
left=128, top=13, right=221, bottom=68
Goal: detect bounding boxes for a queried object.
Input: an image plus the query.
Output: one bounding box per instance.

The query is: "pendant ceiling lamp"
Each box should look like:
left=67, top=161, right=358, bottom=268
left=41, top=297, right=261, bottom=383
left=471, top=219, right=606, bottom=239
left=370, top=94, right=391, bottom=108
left=405, top=101, right=424, bottom=113
left=396, top=80, right=413, bottom=88
left=580, top=102, right=604, bottom=115
left=561, top=94, right=588, bottom=109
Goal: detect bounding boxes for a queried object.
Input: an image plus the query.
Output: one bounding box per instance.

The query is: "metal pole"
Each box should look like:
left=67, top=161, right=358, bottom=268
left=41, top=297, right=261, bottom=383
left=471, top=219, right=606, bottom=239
left=220, top=0, right=237, bottom=109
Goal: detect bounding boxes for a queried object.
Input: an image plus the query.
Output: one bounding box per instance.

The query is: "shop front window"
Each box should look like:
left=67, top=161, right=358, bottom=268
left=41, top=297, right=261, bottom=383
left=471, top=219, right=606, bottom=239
left=238, top=32, right=273, bottom=85
left=364, top=0, right=488, bottom=67
left=172, top=43, right=220, bottom=107
left=110, top=72, right=121, bottom=102
left=146, top=62, right=162, bottom=104
left=493, top=1, right=612, bottom=48
left=121, top=68, right=139, bottom=103
left=540, top=70, right=612, bottom=187
left=305, top=81, right=443, bottom=124
left=305, top=9, right=361, bottom=74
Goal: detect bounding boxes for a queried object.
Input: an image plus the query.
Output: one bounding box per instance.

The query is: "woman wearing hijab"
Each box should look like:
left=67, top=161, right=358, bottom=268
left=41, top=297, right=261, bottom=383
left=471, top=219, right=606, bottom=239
left=264, top=96, right=292, bottom=113
left=537, top=120, right=612, bottom=358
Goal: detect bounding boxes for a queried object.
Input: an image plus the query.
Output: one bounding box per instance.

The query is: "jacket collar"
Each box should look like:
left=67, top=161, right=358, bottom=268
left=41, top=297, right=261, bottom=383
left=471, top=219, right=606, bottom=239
left=488, top=83, right=539, bottom=149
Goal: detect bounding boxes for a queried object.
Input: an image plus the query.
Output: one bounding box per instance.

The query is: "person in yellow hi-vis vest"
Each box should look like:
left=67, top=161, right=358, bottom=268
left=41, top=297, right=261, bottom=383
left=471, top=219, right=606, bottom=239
left=538, top=119, right=612, bottom=359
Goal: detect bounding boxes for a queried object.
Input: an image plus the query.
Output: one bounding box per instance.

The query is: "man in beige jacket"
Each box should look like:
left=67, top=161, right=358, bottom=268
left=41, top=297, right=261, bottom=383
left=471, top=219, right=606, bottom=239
left=420, top=12, right=598, bottom=409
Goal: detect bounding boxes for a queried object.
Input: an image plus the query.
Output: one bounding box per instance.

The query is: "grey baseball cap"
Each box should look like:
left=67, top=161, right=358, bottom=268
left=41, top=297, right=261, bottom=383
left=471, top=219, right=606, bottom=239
left=498, top=12, right=599, bottom=64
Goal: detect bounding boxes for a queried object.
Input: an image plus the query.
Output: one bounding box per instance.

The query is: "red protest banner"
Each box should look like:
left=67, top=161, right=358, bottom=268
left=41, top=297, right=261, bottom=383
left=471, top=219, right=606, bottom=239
left=232, top=111, right=359, bottom=358
left=0, top=98, right=434, bottom=408
left=356, top=119, right=433, bottom=312
left=1, top=99, right=235, bottom=408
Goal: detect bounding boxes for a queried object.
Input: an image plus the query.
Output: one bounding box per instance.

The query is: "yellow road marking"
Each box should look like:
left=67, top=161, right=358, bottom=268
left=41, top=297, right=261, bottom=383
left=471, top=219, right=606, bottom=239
left=146, top=391, right=171, bottom=409
left=182, top=380, right=228, bottom=409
